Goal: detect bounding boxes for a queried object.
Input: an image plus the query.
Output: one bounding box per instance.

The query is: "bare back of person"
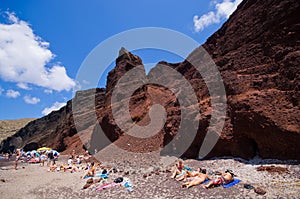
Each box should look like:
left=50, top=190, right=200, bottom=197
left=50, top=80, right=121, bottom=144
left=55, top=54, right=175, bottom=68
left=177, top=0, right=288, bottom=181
left=203, top=171, right=234, bottom=189
left=222, top=173, right=233, bottom=183
left=182, top=173, right=209, bottom=188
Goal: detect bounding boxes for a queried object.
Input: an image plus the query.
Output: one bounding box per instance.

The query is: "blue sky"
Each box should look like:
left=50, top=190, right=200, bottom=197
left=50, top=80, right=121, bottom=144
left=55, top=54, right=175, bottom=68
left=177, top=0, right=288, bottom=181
left=0, top=0, right=242, bottom=120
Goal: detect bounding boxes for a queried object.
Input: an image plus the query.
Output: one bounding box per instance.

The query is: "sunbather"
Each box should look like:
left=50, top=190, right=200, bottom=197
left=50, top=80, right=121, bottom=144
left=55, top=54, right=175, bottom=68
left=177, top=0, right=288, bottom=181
left=47, top=163, right=57, bottom=172
left=203, top=169, right=234, bottom=189
left=67, top=156, right=73, bottom=169
left=176, top=168, right=202, bottom=181
left=82, top=162, right=96, bottom=178
left=171, top=160, right=185, bottom=178
left=83, top=150, right=91, bottom=163
left=181, top=169, right=210, bottom=188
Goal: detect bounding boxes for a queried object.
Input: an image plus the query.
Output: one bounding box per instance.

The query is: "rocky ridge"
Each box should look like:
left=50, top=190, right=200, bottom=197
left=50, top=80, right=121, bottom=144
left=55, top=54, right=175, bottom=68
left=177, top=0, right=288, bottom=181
left=0, top=0, right=299, bottom=160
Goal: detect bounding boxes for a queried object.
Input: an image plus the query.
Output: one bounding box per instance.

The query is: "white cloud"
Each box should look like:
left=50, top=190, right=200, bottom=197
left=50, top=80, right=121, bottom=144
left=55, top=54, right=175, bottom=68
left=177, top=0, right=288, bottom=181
left=17, top=82, right=31, bottom=90
left=193, top=0, right=242, bottom=32
left=0, top=12, right=76, bottom=91
left=42, top=101, right=66, bottom=115
left=6, top=89, right=20, bottom=98
left=82, top=80, right=90, bottom=85
left=24, top=95, right=40, bottom=104
left=44, top=89, right=53, bottom=94
left=0, top=87, right=4, bottom=95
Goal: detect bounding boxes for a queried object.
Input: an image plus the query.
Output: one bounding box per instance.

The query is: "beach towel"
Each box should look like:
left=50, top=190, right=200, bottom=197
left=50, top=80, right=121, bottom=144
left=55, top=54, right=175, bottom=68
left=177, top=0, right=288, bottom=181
left=83, top=175, right=93, bottom=179
left=175, top=170, right=186, bottom=178
left=183, top=166, right=192, bottom=171
left=124, top=182, right=133, bottom=192
left=202, top=178, right=210, bottom=184
left=223, top=179, right=241, bottom=188
left=96, top=173, right=108, bottom=179
left=84, top=173, right=108, bottom=179
left=96, top=182, right=121, bottom=191
left=28, top=158, right=40, bottom=163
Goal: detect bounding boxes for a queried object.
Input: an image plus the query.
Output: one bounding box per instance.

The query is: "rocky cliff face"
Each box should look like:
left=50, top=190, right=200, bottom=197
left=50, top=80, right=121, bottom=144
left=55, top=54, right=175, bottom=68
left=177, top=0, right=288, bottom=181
left=0, top=88, right=106, bottom=154
left=1, top=0, right=299, bottom=159
left=90, top=0, right=300, bottom=159
left=201, top=0, right=300, bottom=159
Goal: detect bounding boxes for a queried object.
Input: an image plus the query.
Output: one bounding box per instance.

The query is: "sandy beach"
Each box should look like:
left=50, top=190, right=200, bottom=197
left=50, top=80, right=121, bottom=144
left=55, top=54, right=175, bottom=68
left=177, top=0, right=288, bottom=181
left=1, top=144, right=300, bottom=199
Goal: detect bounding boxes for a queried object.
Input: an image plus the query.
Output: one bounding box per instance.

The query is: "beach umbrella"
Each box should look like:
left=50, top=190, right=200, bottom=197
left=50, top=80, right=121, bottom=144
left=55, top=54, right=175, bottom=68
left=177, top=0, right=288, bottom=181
left=37, top=147, right=52, bottom=152
left=31, top=150, right=37, bottom=156
left=49, top=150, right=59, bottom=157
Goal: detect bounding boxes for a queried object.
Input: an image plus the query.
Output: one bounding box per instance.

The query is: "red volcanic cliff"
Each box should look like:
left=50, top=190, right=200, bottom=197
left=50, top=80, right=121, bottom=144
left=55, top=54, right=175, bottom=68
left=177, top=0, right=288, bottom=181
left=1, top=0, right=299, bottom=160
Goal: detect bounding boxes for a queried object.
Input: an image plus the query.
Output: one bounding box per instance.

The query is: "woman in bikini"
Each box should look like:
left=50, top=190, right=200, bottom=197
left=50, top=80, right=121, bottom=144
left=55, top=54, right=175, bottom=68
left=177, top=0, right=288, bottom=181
left=82, top=162, right=96, bottom=178
left=203, top=169, right=234, bottom=189
left=181, top=169, right=210, bottom=188
left=176, top=167, right=202, bottom=181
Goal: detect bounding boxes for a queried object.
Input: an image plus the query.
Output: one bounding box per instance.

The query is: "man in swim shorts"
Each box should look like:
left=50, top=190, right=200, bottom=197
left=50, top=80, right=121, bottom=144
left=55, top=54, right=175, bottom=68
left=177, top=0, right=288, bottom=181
left=203, top=169, right=234, bottom=189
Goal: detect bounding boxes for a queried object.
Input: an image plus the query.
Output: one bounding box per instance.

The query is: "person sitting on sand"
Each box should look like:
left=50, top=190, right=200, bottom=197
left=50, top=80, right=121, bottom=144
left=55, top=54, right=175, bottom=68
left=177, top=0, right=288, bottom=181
left=75, top=155, right=81, bottom=165
left=82, top=162, right=96, bottom=178
left=47, top=163, right=57, bottom=172
left=14, top=149, right=21, bottom=170
left=181, top=169, right=210, bottom=188
left=67, top=156, right=73, bottom=169
left=69, top=164, right=79, bottom=173
left=70, top=149, right=76, bottom=159
left=171, top=160, right=186, bottom=178
left=8, top=152, right=12, bottom=161
left=203, top=169, right=234, bottom=189
left=83, top=150, right=91, bottom=163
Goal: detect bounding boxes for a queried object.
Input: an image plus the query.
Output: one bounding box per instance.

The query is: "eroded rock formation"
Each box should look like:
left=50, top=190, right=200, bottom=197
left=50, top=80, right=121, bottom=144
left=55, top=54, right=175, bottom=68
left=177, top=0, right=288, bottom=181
left=1, top=0, right=299, bottom=160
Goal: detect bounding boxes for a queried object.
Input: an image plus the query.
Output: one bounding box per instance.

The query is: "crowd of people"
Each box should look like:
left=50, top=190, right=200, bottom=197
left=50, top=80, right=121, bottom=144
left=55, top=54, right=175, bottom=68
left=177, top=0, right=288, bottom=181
left=46, top=149, right=98, bottom=173
left=12, top=148, right=59, bottom=170
left=171, top=160, right=236, bottom=189
left=1, top=148, right=134, bottom=192
left=4, top=149, right=239, bottom=192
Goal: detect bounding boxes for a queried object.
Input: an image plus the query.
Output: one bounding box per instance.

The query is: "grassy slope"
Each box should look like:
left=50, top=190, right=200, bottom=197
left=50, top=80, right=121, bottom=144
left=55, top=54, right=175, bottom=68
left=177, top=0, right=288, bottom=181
left=0, top=118, right=36, bottom=141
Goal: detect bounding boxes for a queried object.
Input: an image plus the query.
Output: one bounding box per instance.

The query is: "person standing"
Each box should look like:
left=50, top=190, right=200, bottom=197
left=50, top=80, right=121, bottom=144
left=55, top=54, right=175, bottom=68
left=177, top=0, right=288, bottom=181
left=14, top=149, right=21, bottom=170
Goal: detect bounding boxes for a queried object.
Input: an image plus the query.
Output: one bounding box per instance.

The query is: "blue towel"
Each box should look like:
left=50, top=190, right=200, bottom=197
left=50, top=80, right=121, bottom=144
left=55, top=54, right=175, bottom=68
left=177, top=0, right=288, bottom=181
left=95, top=173, right=108, bottom=179
left=84, top=173, right=108, bottom=179
left=202, top=178, right=210, bottom=184
left=223, top=179, right=241, bottom=188
left=183, top=166, right=192, bottom=171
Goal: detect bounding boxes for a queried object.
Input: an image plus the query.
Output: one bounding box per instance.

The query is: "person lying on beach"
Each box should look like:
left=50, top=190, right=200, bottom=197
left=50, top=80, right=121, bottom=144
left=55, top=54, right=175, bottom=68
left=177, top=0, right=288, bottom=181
left=171, top=160, right=185, bottom=178
left=181, top=169, right=210, bottom=188
left=176, top=168, right=202, bottom=181
left=82, top=162, right=96, bottom=178
left=202, top=169, right=234, bottom=189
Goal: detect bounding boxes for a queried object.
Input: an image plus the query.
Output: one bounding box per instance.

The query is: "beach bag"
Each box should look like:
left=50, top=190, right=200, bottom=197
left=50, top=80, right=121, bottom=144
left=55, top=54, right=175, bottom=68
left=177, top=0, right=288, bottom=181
left=114, top=177, right=123, bottom=183
left=102, top=169, right=108, bottom=174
